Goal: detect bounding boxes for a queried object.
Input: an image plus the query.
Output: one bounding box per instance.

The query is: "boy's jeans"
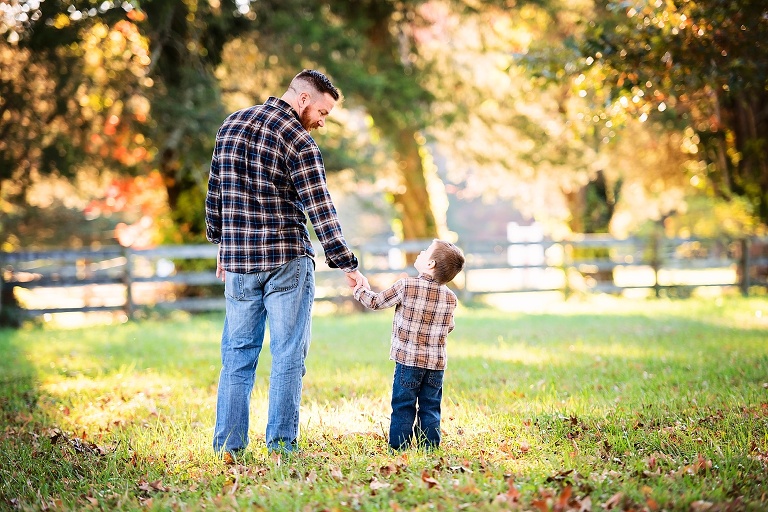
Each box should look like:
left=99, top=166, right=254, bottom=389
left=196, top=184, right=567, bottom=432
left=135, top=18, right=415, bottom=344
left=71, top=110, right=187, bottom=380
left=389, top=363, right=444, bottom=450
left=213, top=256, right=314, bottom=455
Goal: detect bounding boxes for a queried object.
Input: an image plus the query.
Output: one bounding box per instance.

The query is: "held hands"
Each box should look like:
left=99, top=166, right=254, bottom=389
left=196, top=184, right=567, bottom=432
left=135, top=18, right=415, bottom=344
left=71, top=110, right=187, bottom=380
left=345, top=269, right=370, bottom=292
left=349, top=271, right=407, bottom=293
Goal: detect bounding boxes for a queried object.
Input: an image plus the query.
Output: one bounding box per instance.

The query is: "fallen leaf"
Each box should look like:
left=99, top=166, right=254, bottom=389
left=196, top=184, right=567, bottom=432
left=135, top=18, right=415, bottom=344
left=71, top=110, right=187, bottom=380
left=380, top=462, right=398, bottom=477
left=245, top=466, right=268, bottom=478
left=370, top=478, right=391, bottom=492
left=330, top=466, right=343, bottom=481
left=693, top=454, right=712, bottom=474
left=223, top=474, right=239, bottom=495
left=421, top=470, right=440, bottom=489
left=546, top=469, right=574, bottom=483
left=492, top=476, right=520, bottom=505
left=137, top=479, right=169, bottom=493
left=457, top=480, right=481, bottom=495
left=507, top=476, right=521, bottom=502
left=602, top=491, right=623, bottom=510
left=557, top=485, right=572, bottom=509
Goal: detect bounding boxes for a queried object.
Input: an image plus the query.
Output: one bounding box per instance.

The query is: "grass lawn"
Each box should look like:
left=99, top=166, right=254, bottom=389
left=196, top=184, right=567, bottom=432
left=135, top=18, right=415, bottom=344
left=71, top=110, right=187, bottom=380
left=0, top=295, right=766, bottom=511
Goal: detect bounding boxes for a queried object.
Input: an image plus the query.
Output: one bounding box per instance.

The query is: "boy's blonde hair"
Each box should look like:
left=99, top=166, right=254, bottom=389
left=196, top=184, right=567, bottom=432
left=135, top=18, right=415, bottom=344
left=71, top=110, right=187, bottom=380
left=431, top=240, right=465, bottom=284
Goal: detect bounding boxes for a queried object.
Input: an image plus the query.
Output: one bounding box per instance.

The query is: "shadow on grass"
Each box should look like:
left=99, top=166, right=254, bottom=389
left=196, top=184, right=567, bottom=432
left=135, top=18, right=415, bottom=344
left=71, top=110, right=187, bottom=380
left=0, top=327, right=38, bottom=422
left=0, top=325, right=42, bottom=506
left=0, top=312, right=226, bottom=509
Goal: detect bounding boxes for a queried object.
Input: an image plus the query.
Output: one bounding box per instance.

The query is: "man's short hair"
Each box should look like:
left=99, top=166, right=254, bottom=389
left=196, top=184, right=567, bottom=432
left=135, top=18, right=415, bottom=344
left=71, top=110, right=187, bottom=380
left=431, top=240, right=465, bottom=285
left=293, top=69, right=340, bottom=100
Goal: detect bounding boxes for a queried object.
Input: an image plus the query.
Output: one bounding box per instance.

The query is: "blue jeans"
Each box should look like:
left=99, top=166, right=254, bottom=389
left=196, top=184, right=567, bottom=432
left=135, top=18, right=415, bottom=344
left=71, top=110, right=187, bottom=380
left=389, top=363, right=444, bottom=450
left=213, top=256, right=314, bottom=455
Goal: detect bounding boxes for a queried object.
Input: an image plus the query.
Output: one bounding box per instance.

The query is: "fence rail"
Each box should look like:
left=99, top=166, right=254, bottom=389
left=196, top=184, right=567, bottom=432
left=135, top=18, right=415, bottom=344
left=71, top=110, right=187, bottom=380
left=1, top=235, right=766, bottom=320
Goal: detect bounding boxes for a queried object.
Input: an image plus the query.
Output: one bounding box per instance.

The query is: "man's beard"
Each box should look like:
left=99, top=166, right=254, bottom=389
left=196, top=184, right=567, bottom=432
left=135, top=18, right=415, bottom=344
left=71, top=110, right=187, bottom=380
left=300, top=108, right=317, bottom=131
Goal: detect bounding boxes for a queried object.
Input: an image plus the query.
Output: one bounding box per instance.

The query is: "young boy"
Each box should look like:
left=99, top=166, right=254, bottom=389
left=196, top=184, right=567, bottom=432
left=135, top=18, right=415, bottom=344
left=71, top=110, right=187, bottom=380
left=353, top=239, right=465, bottom=450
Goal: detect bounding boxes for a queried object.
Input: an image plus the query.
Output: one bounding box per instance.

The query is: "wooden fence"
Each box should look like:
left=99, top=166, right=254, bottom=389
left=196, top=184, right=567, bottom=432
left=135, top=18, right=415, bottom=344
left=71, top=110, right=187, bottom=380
left=1, top=235, right=766, bottom=320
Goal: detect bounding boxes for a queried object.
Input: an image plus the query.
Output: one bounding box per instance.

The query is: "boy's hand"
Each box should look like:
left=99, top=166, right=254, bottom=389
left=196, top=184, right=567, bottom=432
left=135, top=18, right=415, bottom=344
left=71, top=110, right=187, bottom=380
left=345, top=269, right=370, bottom=290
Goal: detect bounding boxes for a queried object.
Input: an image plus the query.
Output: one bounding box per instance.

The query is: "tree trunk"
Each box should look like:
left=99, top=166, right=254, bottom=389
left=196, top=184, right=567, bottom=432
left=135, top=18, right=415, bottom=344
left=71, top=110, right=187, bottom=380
left=732, top=93, right=768, bottom=224
left=563, top=185, right=586, bottom=234
left=391, top=128, right=439, bottom=242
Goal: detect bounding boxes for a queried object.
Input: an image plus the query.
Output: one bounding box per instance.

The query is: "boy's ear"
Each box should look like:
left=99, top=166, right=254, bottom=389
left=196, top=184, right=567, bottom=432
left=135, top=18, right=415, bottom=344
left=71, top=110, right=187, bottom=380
left=427, top=259, right=436, bottom=268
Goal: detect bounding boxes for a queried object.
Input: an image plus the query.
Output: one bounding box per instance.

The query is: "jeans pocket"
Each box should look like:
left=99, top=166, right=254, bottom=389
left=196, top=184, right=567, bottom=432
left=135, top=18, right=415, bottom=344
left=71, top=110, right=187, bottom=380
left=267, top=257, right=302, bottom=293
left=224, top=272, right=244, bottom=300
left=398, top=365, right=425, bottom=390
left=426, top=370, right=444, bottom=389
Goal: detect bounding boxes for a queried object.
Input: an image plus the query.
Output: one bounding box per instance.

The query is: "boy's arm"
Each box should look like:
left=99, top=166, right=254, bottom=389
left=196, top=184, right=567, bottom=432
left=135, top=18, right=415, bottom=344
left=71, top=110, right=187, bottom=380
left=353, top=279, right=405, bottom=310
left=447, top=293, right=457, bottom=333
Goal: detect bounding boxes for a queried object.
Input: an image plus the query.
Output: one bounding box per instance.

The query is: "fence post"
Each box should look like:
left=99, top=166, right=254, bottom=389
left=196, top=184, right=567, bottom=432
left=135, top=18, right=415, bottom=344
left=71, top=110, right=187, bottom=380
left=123, top=246, right=134, bottom=319
left=740, top=238, right=751, bottom=297
left=562, top=242, right=572, bottom=299
left=651, top=233, right=661, bottom=298
left=0, top=254, right=18, bottom=327
left=460, top=263, right=470, bottom=303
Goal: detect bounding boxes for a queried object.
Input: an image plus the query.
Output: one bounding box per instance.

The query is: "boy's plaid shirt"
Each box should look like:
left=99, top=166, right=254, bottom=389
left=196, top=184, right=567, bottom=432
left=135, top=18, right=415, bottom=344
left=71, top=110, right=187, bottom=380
left=205, top=96, right=358, bottom=273
left=354, top=274, right=457, bottom=370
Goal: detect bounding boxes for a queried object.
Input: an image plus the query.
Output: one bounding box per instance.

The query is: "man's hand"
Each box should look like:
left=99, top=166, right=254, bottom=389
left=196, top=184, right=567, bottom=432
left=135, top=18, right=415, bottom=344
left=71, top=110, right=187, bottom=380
left=215, top=246, right=225, bottom=282
left=345, top=269, right=369, bottom=290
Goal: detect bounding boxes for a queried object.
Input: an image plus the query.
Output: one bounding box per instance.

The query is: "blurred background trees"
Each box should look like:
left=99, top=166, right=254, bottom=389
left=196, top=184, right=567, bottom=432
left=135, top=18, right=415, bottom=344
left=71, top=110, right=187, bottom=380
left=584, top=0, right=767, bottom=228
left=1, top=0, right=765, bottom=251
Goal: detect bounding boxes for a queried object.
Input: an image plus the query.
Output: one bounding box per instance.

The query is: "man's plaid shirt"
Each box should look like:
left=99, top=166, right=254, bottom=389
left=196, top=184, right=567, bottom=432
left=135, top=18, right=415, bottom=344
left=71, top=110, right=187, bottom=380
left=205, top=97, right=358, bottom=273
left=354, top=274, right=457, bottom=370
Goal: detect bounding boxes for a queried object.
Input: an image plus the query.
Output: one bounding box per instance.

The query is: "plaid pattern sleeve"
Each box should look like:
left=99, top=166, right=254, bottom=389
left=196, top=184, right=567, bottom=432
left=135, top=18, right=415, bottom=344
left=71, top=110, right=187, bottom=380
left=354, top=275, right=457, bottom=370
left=205, top=143, right=222, bottom=244
left=289, top=144, right=358, bottom=271
left=204, top=97, right=358, bottom=273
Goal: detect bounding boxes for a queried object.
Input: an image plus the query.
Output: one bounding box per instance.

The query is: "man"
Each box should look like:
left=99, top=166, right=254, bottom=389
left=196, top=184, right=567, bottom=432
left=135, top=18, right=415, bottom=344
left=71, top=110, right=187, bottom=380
left=205, top=69, right=367, bottom=458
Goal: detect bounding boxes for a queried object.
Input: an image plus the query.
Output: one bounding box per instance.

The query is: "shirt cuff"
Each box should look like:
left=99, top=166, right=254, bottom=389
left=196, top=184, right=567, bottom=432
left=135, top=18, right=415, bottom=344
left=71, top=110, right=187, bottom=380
left=325, top=254, right=358, bottom=271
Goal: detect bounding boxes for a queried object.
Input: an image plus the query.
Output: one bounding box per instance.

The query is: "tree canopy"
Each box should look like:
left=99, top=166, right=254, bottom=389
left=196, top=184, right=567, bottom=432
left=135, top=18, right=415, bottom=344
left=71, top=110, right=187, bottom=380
left=573, top=0, right=768, bottom=226
left=1, top=0, right=765, bottom=251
